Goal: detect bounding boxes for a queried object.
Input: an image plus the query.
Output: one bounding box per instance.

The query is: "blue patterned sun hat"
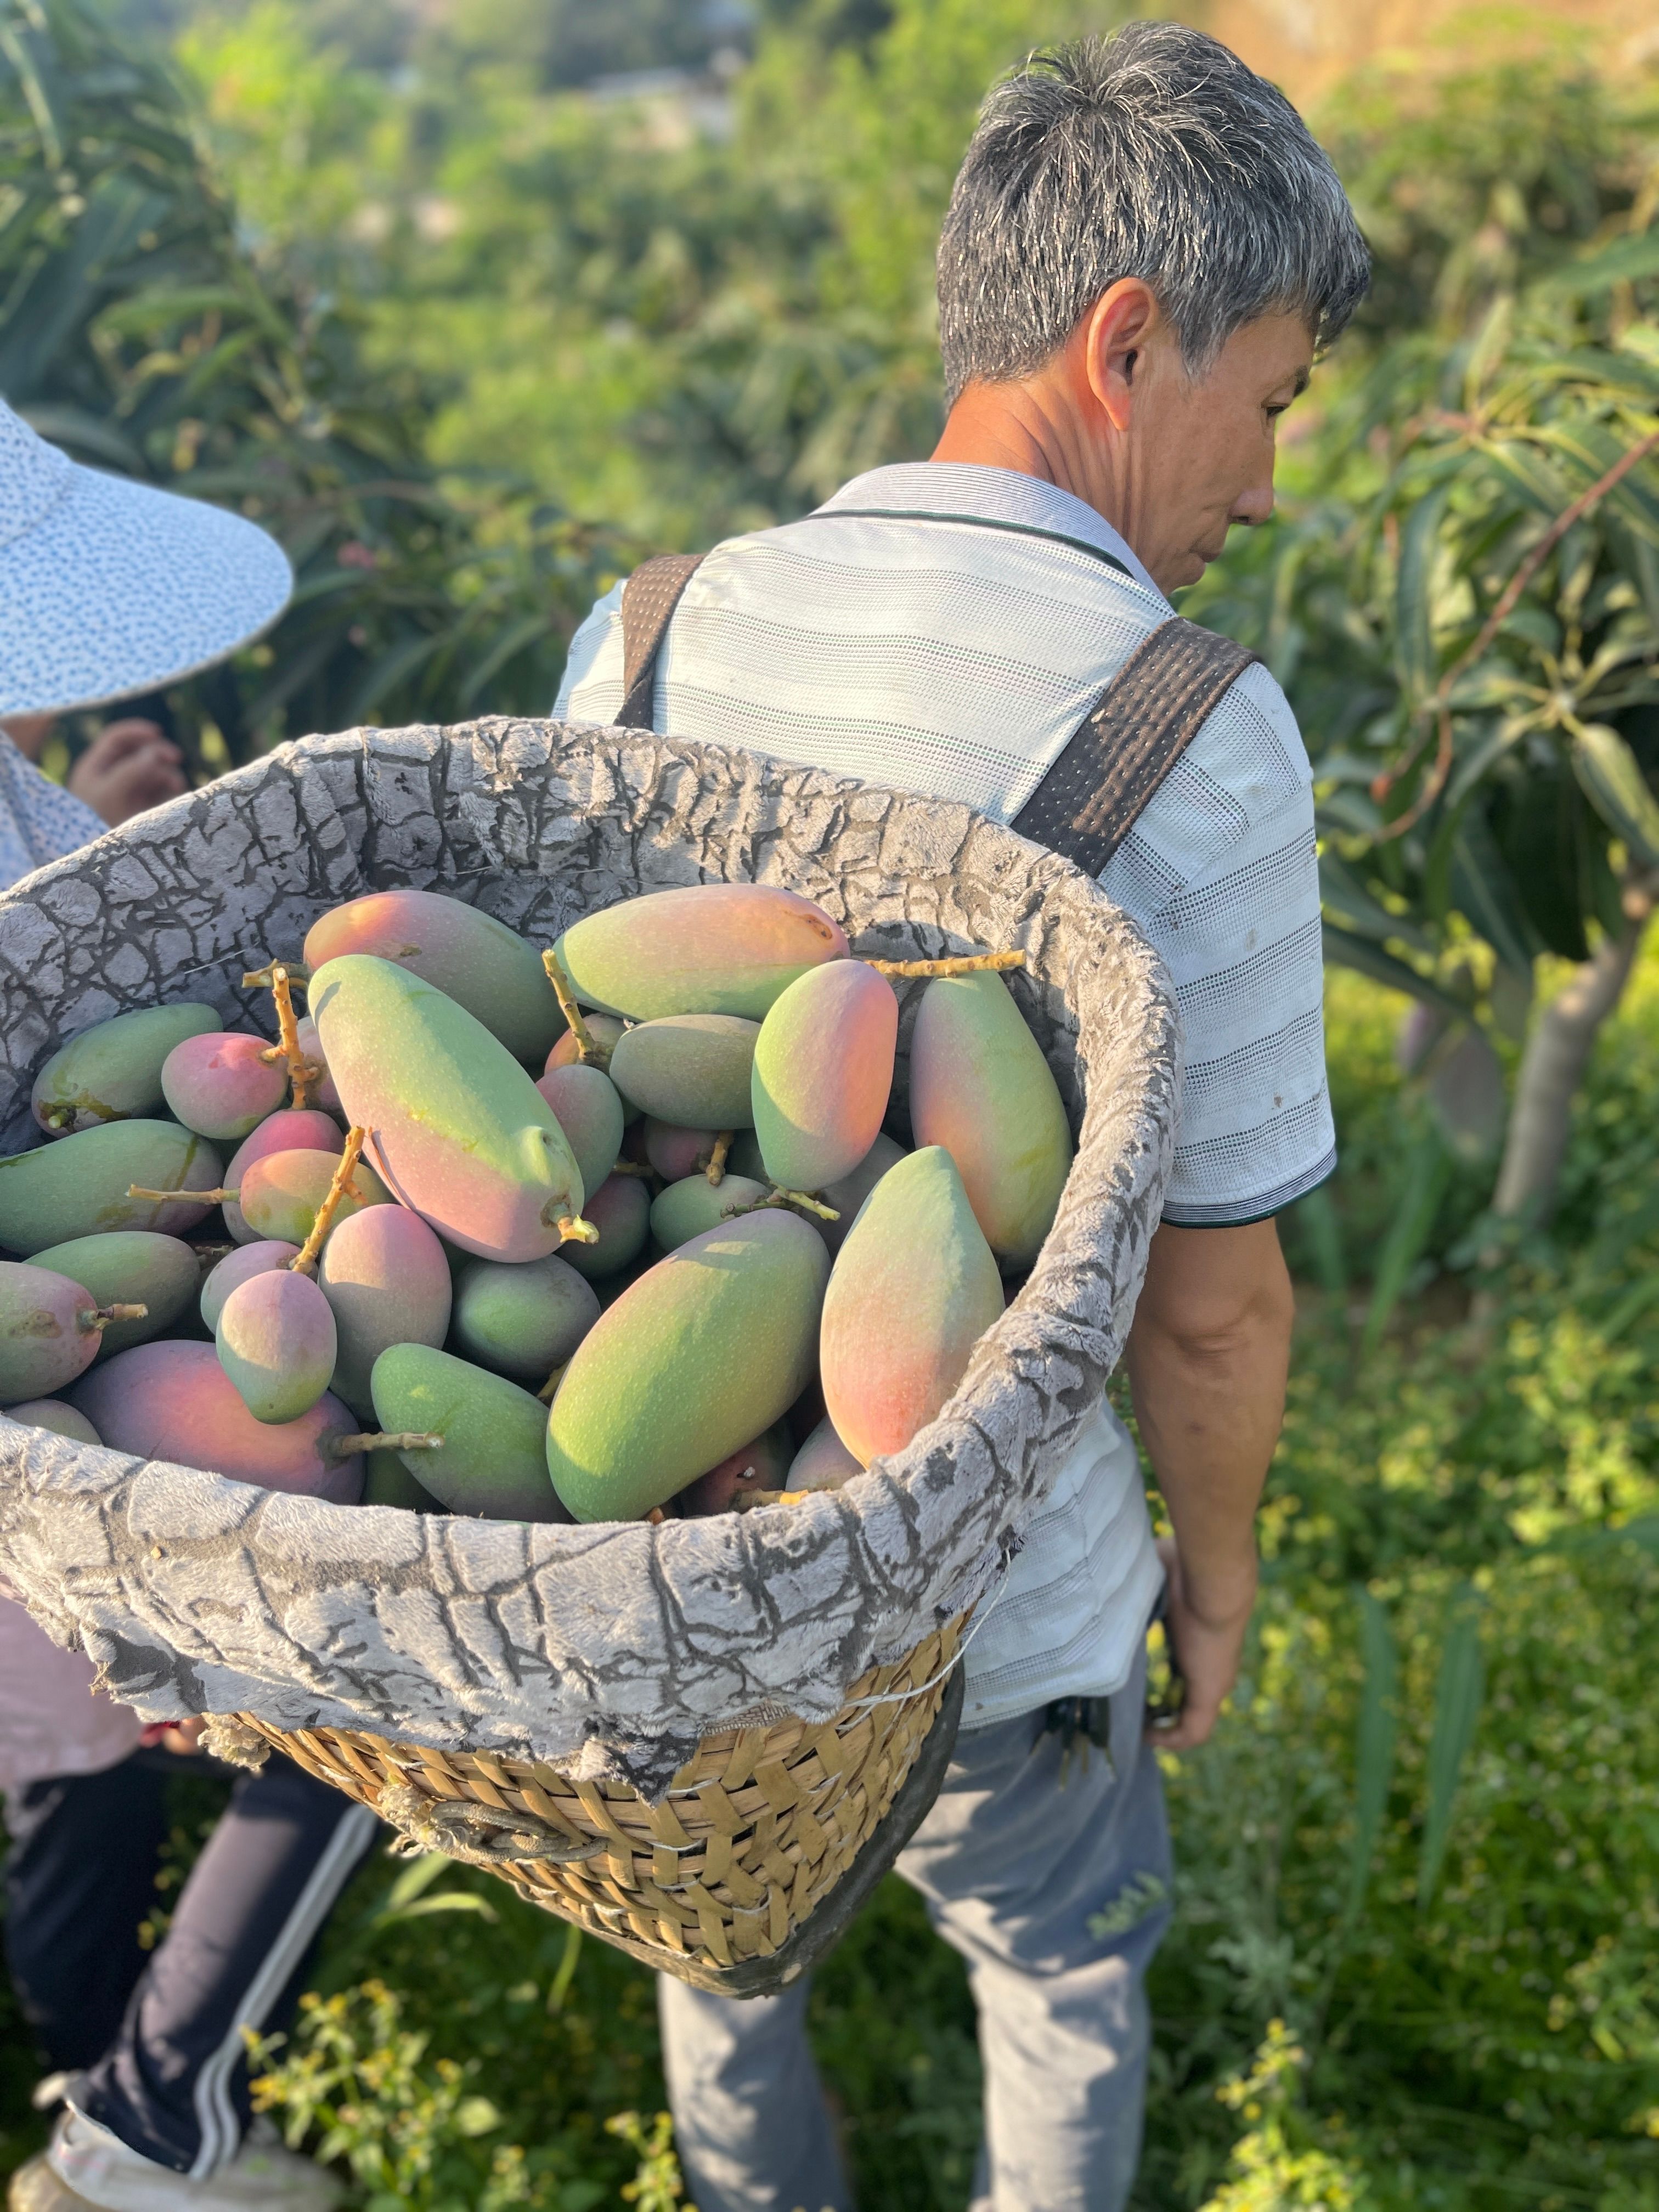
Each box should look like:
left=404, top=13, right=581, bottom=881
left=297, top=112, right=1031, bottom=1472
left=0, top=399, right=293, bottom=715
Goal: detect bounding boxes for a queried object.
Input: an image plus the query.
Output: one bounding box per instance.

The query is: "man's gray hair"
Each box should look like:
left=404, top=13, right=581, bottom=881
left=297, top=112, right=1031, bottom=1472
left=938, top=22, right=1370, bottom=403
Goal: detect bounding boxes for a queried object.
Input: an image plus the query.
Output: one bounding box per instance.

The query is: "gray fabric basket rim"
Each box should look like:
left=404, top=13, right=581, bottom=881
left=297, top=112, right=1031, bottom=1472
left=0, top=719, right=1180, bottom=1795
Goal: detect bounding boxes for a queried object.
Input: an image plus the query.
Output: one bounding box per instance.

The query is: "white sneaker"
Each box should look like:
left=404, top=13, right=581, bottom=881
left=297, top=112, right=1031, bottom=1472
left=10, top=2111, right=344, bottom=2212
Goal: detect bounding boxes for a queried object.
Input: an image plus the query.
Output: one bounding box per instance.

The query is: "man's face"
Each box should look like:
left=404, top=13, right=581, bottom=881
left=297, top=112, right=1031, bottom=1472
left=1129, top=312, right=1313, bottom=592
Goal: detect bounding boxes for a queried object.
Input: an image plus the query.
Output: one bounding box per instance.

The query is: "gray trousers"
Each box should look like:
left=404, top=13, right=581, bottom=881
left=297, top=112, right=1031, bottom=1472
left=658, top=1645, right=1171, bottom=2212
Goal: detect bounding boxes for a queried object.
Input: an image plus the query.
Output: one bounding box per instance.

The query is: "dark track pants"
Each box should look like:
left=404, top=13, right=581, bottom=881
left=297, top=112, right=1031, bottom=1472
left=6, top=1752, right=377, bottom=2177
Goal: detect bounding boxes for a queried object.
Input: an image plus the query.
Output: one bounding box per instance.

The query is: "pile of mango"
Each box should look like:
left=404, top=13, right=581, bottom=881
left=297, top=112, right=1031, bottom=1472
left=0, top=882, right=1074, bottom=1525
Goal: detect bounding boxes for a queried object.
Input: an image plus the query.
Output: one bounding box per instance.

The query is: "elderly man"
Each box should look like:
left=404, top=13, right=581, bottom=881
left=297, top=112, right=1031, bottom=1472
left=558, top=22, right=1368, bottom=2210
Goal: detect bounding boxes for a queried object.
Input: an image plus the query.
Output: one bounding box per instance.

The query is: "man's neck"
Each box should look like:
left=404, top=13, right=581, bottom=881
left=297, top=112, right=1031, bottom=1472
left=930, top=379, right=1113, bottom=524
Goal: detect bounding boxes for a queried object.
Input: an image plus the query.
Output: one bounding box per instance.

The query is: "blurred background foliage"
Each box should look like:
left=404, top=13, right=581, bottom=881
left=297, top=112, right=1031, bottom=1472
left=3, top=1, right=1659, bottom=2207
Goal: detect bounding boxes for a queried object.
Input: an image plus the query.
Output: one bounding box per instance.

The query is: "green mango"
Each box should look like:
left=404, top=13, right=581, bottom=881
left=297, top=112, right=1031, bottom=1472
left=309, top=955, right=585, bottom=1263
left=4, top=1398, right=103, bottom=1446
left=555, top=884, right=849, bottom=1021
left=649, top=1174, right=768, bottom=1254
left=28, top=1232, right=199, bottom=1356
left=363, top=1446, right=441, bottom=1513
left=0, top=1122, right=224, bottom=1251
left=0, top=1263, right=106, bottom=1401
left=608, top=1015, right=760, bottom=1130
left=370, top=1343, right=568, bottom=1522
left=449, top=1252, right=600, bottom=1386
left=546, top=1209, right=830, bottom=1522
left=534, top=1063, right=625, bottom=1198
left=31, top=1003, right=217, bottom=1136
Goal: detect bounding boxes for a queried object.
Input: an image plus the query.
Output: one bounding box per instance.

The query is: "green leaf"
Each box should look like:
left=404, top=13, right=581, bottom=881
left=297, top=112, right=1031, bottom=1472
left=1451, top=813, right=1540, bottom=974
left=1345, top=1588, right=1398, bottom=1922
left=1393, top=484, right=1451, bottom=705
left=1319, top=848, right=1435, bottom=955
left=1361, top=1128, right=1453, bottom=1360
left=1418, top=1601, right=1485, bottom=1911
left=1570, top=723, right=1659, bottom=868
left=1321, top=923, right=1466, bottom=1020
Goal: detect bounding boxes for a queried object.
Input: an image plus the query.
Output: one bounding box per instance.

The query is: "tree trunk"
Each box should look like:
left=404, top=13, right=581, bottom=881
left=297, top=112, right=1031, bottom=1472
left=1490, top=910, right=1649, bottom=1227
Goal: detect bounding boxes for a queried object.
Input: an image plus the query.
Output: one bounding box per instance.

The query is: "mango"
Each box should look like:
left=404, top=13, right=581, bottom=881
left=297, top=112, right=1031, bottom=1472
left=5, top=1398, right=103, bottom=1446
left=0, top=1263, right=107, bottom=1401
left=294, top=1017, right=341, bottom=1112
left=223, top=1110, right=343, bottom=1243
left=546, top=1210, right=830, bottom=1522
left=216, top=1269, right=337, bottom=1425
left=818, top=1132, right=907, bottom=1259
left=674, top=1420, right=793, bottom=1517
left=304, top=888, right=562, bottom=1065
left=201, top=1240, right=301, bottom=1333
left=787, top=1415, right=862, bottom=1493
left=0, top=1122, right=223, bottom=1249
left=546, top=1015, right=626, bottom=1074
left=558, top=1172, right=649, bottom=1282
left=649, top=1174, right=767, bottom=1254
left=309, top=955, right=584, bottom=1263
left=363, top=1446, right=440, bottom=1512
left=369, top=1344, right=568, bottom=1522
left=31, top=1003, right=217, bottom=1136
left=28, top=1232, right=199, bottom=1356
left=161, top=1032, right=288, bottom=1142
left=752, top=962, right=897, bottom=1192
left=642, top=1120, right=713, bottom=1181
left=608, top=1015, right=759, bottom=1130
left=555, top=884, right=848, bottom=1022
left=237, top=1148, right=390, bottom=1248
left=820, top=1147, right=1003, bottom=1468
left=535, top=1063, right=624, bottom=1199
left=909, top=973, right=1073, bottom=1271
left=449, top=1254, right=599, bottom=1387
left=71, top=1341, right=363, bottom=1502
left=317, top=1205, right=453, bottom=1418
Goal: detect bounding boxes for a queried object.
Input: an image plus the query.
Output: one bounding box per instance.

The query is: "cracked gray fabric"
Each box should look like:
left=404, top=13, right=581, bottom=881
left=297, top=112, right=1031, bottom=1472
left=0, top=720, right=1179, bottom=1795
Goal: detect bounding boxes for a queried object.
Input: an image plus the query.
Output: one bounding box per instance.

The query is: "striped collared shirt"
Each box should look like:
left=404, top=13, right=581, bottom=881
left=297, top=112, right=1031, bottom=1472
left=557, top=462, right=1331, bottom=1720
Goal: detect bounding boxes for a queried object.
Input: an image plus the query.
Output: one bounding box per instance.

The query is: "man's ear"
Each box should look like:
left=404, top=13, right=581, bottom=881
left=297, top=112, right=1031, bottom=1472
left=1078, top=279, right=1163, bottom=433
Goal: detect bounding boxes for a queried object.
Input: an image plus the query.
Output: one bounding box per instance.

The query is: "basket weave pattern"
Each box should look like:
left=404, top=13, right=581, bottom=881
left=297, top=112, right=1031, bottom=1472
left=242, top=1622, right=960, bottom=1968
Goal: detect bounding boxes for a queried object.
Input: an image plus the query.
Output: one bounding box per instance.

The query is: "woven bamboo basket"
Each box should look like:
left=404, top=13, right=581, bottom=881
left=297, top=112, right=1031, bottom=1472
left=0, top=717, right=1180, bottom=2000
left=234, top=1620, right=963, bottom=1994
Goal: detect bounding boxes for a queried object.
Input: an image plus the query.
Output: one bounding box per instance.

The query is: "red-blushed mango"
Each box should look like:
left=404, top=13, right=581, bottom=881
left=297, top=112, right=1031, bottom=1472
left=909, top=973, right=1073, bottom=1271
left=0, top=1263, right=106, bottom=1401
left=820, top=1147, right=1002, bottom=1468
left=642, top=1119, right=714, bottom=1181
left=370, top=1344, right=568, bottom=1522
left=449, top=1252, right=599, bottom=1387
left=649, top=1174, right=767, bottom=1254
left=237, top=1147, right=390, bottom=1248
left=71, top=1341, right=364, bottom=1502
left=223, top=1110, right=343, bottom=1243
left=363, top=1446, right=440, bottom=1511
left=560, top=1173, right=650, bottom=1282
left=751, top=960, right=896, bottom=1193
left=534, top=1063, right=624, bottom=1199
left=294, top=1017, right=341, bottom=1112
left=0, top=1122, right=223, bottom=1249
left=817, top=1132, right=907, bottom=1259
left=161, top=1032, right=287, bottom=1142
left=787, top=1415, right=862, bottom=1493
left=555, top=884, right=848, bottom=1022
left=675, top=1420, right=793, bottom=1516
left=546, top=1210, right=830, bottom=1522
left=318, top=1206, right=453, bottom=1418
left=201, top=1240, right=301, bottom=1333
left=309, top=955, right=584, bottom=1263
left=304, top=888, right=563, bottom=1064
left=5, top=1398, right=102, bottom=1446
left=28, top=1232, right=198, bottom=1356
left=609, top=1016, right=759, bottom=1129
left=216, top=1269, right=337, bottom=1425
left=31, top=1003, right=216, bottom=1136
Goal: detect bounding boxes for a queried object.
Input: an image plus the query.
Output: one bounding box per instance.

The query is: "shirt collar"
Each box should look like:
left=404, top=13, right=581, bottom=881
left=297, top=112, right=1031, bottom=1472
left=816, top=462, right=1167, bottom=607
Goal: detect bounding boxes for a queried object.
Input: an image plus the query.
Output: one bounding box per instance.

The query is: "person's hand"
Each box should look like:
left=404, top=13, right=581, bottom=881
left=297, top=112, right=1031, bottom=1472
left=67, top=718, right=188, bottom=827
left=1146, top=1532, right=1256, bottom=1750
left=140, top=1717, right=209, bottom=1755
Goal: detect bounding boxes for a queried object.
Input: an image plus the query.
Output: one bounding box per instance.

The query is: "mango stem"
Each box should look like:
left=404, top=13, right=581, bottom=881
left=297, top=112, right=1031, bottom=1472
left=723, top=1187, right=840, bottom=1224
left=556, top=1215, right=600, bottom=1246
left=607, top=1159, right=653, bottom=1178
left=127, top=1186, right=238, bottom=1205
left=289, top=1127, right=367, bottom=1277
left=706, top=1131, right=733, bottom=1186
left=860, top=949, right=1025, bottom=979
left=536, top=1362, right=570, bottom=1404
left=540, top=951, right=609, bottom=1068
left=246, top=962, right=322, bottom=1110
left=82, top=1303, right=149, bottom=1333
left=326, top=1431, right=444, bottom=1459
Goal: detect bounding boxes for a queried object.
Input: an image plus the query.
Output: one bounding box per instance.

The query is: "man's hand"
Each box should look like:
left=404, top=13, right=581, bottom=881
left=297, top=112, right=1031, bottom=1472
left=67, top=718, right=188, bottom=826
left=1126, top=1216, right=1294, bottom=1751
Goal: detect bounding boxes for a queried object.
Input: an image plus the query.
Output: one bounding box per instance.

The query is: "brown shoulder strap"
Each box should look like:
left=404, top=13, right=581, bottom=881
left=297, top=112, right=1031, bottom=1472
left=617, top=554, right=705, bottom=729
left=1011, top=618, right=1257, bottom=876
